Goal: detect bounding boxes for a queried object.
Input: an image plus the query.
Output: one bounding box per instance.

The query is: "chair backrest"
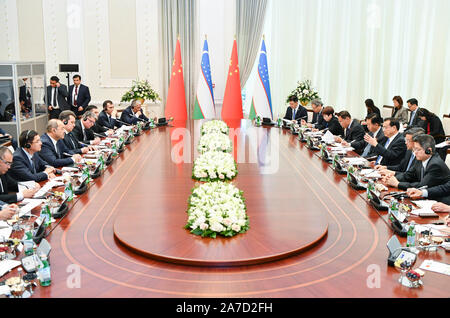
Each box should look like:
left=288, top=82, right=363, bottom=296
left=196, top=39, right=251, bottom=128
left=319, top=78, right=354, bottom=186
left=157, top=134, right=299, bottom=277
left=382, top=105, right=394, bottom=118
left=307, top=108, right=314, bottom=122
left=442, top=114, right=450, bottom=136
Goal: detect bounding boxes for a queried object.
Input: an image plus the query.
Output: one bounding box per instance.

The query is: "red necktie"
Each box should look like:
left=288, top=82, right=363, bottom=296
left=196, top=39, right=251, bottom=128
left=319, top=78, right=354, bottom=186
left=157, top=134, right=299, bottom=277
left=74, top=86, right=78, bottom=106
left=427, top=122, right=430, bottom=134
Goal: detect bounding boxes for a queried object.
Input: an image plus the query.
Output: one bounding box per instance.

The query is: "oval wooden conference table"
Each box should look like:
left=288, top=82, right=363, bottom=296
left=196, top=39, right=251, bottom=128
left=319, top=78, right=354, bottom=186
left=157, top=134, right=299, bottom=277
left=33, top=120, right=449, bottom=298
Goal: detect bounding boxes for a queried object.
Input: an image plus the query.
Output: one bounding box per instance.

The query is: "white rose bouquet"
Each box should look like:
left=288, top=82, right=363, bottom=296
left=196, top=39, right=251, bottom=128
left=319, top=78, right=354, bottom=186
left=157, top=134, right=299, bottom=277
left=287, top=79, right=320, bottom=105
left=185, top=182, right=249, bottom=238
left=197, top=133, right=233, bottom=154
left=200, top=120, right=229, bottom=136
left=192, top=151, right=237, bottom=182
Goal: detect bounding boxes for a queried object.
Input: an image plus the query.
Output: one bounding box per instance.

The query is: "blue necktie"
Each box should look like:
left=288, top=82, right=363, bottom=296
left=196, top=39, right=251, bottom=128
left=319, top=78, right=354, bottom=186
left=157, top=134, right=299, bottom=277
left=30, top=158, right=36, bottom=173
left=292, top=109, right=296, bottom=120
left=362, top=132, right=374, bottom=157
left=375, top=138, right=390, bottom=165
left=409, top=111, right=416, bottom=125
left=406, top=153, right=415, bottom=171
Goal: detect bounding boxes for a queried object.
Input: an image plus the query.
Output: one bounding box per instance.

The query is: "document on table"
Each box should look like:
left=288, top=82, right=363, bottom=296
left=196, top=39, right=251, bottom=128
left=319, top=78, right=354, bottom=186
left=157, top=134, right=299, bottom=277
left=0, top=221, right=12, bottom=241
left=415, top=224, right=449, bottom=236
left=359, top=169, right=382, bottom=178
left=0, top=260, right=21, bottom=278
left=321, top=130, right=335, bottom=143
left=419, top=260, right=450, bottom=276
left=342, top=157, right=366, bottom=165
left=18, top=181, right=37, bottom=192
left=19, top=198, right=44, bottom=217
left=436, top=141, right=449, bottom=149
left=33, top=180, right=64, bottom=198
left=411, top=200, right=439, bottom=217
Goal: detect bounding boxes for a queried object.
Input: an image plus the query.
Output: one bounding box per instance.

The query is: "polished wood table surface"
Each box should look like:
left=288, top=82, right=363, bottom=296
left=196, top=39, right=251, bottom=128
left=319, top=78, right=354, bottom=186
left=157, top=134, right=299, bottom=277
left=18, top=120, right=449, bottom=297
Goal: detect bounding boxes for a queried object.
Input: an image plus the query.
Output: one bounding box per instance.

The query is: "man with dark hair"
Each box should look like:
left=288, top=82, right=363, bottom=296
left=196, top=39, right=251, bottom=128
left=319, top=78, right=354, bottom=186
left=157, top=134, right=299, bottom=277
left=0, top=146, right=40, bottom=203
left=84, top=105, right=113, bottom=136
left=120, top=99, right=149, bottom=125
left=59, top=110, right=91, bottom=154
left=39, top=119, right=83, bottom=167
left=283, top=95, right=307, bottom=124
left=9, top=130, right=56, bottom=182
left=385, top=134, right=450, bottom=190
left=46, top=76, right=71, bottom=119
left=98, top=100, right=122, bottom=129
left=72, top=111, right=101, bottom=145
left=301, top=99, right=325, bottom=129
left=357, top=113, right=386, bottom=158
left=68, top=74, right=91, bottom=118
left=334, top=111, right=365, bottom=153
left=365, top=117, right=406, bottom=166
left=376, top=127, right=425, bottom=174
left=406, top=98, right=423, bottom=128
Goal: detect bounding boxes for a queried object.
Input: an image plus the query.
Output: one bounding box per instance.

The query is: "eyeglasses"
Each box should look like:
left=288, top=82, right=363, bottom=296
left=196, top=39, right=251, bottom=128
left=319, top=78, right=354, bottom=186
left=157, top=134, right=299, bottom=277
left=0, top=157, right=12, bottom=166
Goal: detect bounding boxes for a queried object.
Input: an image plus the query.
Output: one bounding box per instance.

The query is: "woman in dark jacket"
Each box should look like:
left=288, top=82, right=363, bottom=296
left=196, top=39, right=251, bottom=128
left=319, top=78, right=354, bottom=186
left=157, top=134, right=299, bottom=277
left=417, top=108, right=446, bottom=144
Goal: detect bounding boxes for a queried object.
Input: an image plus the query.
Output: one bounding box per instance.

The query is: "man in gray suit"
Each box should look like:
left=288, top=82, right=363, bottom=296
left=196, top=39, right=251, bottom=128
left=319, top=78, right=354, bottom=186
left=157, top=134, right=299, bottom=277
left=46, top=76, right=71, bottom=119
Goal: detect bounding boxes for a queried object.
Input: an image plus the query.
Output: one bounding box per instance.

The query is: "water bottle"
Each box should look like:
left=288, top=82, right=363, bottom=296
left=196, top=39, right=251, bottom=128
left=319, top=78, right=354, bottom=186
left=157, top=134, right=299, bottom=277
left=367, top=179, right=375, bottom=200
left=64, top=179, right=74, bottom=202
left=388, top=198, right=399, bottom=222
left=23, top=226, right=34, bottom=256
left=406, top=222, right=416, bottom=247
left=38, top=255, right=51, bottom=287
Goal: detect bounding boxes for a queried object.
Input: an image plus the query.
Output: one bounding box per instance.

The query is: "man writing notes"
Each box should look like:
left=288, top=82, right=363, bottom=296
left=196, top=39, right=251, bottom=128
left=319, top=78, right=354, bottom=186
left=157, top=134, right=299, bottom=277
left=364, top=117, right=406, bottom=167
left=9, top=130, right=56, bottom=182
left=0, top=146, right=39, bottom=203
left=68, top=74, right=91, bottom=118
left=46, top=76, right=71, bottom=119
left=120, top=99, right=149, bottom=125
left=301, top=99, right=325, bottom=129
left=72, top=111, right=101, bottom=146
left=376, top=127, right=424, bottom=175
left=334, top=111, right=365, bottom=154
left=39, top=119, right=83, bottom=167
left=59, top=111, right=91, bottom=155
left=356, top=114, right=386, bottom=158
left=384, top=134, right=450, bottom=190
left=283, top=95, right=307, bottom=125
left=314, top=106, right=344, bottom=136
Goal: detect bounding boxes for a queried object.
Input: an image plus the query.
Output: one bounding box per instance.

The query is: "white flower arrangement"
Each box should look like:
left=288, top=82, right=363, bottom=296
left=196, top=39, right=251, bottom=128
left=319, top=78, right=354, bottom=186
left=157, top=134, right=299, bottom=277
left=197, top=133, right=233, bottom=154
left=192, top=151, right=237, bottom=182
left=121, top=79, right=160, bottom=102
left=200, top=120, right=229, bottom=136
left=287, top=79, right=320, bottom=105
left=185, top=182, right=249, bottom=238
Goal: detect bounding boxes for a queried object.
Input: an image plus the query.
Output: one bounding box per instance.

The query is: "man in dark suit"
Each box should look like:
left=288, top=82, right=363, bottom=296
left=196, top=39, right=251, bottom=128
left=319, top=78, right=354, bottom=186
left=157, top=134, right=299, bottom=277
left=19, top=78, right=32, bottom=114
left=364, top=117, right=406, bottom=166
left=8, top=130, right=56, bottom=182
left=318, top=106, right=343, bottom=136
left=68, top=74, right=91, bottom=118
left=98, top=100, right=122, bottom=129
left=301, top=99, right=326, bottom=130
left=334, top=111, right=366, bottom=154
left=46, top=76, right=71, bottom=119
left=406, top=98, right=424, bottom=128
left=407, top=180, right=450, bottom=205
left=385, top=134, right=450, bottom=190
left=283, top=95, right=307, bottom=125
left=0, top=146, right=40, bottom=203
left=85, top=105, right=114, bottom=137
left=59, top=110, right=91, bottom=155
left=72, top=111, right=101, bottom=145
left=357, top=114, right=386, bottom=158
left=376, top=127, right=425, bottom=174
left=39, top=119, right=83, bottom=168
left=120, top=99, right=149, bottom=125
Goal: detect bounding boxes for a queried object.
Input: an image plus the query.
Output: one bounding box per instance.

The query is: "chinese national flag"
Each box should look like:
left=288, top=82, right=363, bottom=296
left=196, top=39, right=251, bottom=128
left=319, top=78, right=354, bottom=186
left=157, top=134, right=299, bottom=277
left=221, top=39, right=243, bottom=120
left=165, top=39, right=187, bottom=120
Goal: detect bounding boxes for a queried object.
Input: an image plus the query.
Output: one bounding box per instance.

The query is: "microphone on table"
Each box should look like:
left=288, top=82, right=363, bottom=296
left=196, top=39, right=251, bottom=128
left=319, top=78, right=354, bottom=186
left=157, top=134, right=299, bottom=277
left=115, top=119, right=132, bottom=126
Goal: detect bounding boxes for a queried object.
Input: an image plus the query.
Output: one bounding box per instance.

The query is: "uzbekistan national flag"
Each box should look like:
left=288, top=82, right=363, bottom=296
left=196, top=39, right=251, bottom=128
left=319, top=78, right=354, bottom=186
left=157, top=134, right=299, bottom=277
left=249, top=39, right=273, bottom=120
left=193, top=37, right=215, bottom=119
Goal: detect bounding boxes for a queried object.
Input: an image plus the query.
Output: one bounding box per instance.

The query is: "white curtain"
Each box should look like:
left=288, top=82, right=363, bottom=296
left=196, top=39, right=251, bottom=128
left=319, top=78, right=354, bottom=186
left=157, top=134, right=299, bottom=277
left=263, top=0, right=450, bottom=120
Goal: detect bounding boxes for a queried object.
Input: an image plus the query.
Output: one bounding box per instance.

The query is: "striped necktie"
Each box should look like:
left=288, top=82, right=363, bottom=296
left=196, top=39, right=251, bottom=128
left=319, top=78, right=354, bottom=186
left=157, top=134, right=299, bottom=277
left=375, top=138, right=391, bottom=165
left=406, top=153, right=415, bottom=171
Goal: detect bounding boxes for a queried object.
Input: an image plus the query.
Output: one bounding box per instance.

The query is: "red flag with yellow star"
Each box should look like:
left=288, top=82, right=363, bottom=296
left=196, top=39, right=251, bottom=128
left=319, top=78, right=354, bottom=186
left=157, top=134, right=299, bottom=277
left=221, top=39, right=243, bottom=120
left=165, top=39, right=187, bottom=120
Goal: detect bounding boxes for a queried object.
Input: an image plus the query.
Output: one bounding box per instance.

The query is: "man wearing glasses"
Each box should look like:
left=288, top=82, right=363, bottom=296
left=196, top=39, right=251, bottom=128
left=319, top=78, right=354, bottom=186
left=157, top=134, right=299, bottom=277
left=384, top=134, right=450, bottom=190
left=9, top=130, right=56, bottom=182
left=71, top=111, right=101, bottom=145
left=0, top=146, right=40, bottom=203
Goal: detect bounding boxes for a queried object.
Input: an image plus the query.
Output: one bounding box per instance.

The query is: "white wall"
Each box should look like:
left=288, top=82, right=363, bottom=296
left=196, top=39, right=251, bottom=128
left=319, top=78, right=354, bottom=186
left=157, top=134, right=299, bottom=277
left=0, top=0, right=163, bottom=116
